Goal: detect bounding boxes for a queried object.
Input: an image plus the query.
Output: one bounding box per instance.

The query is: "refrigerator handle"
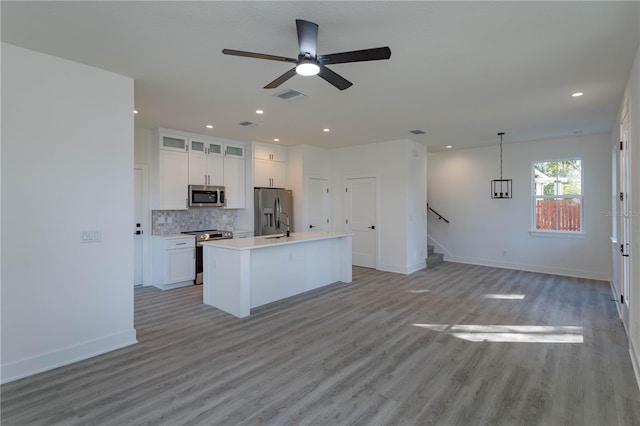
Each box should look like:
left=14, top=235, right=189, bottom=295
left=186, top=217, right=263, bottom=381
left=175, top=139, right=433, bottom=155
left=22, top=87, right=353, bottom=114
left=276, top=195, right=281, bottom=231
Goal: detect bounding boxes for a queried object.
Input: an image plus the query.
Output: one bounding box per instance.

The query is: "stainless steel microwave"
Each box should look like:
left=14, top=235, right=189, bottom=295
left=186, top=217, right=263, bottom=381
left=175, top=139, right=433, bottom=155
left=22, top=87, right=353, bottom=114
left=188, top=185, right=226, bottom=207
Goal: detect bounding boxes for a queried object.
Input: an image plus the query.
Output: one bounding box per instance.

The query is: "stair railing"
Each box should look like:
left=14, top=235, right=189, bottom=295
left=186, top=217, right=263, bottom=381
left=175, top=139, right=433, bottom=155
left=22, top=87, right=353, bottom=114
left=427, top=203, right=450, bottom=224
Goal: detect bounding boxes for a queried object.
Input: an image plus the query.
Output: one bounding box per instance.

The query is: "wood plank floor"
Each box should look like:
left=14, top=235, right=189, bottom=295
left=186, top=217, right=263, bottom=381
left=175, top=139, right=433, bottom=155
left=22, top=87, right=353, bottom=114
left=2, top=263, right=640, bottom=425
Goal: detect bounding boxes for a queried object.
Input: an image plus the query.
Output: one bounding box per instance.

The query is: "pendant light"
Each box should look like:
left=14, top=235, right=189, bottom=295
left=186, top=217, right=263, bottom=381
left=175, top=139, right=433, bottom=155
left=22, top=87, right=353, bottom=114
left=491, top=132, right=512, bottom=199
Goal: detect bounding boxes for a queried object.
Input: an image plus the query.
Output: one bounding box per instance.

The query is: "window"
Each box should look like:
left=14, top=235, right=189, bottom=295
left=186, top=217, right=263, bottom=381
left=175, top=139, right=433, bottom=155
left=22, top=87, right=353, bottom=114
left=533, top=159, right=583, bottom=232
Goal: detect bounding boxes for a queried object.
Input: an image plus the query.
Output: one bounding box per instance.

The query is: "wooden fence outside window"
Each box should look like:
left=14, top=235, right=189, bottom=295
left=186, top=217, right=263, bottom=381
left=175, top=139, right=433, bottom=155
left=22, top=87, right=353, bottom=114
left=535, top=199, right=581, bottom=231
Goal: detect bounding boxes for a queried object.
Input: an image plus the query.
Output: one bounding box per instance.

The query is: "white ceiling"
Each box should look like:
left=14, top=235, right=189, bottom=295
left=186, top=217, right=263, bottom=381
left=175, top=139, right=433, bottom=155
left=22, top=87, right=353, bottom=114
left=2, top=1, right=639, bottom=151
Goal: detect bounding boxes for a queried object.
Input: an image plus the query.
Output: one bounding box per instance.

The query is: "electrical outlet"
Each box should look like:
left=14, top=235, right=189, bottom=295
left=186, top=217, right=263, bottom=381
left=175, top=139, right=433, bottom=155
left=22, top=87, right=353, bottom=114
left=157, top=216, right=165, bottom=224
left=166, top=217, right=173, bottom=224
left=81, top=230, right=101, bottom=243
left=502, top=249, right=508, bottom=256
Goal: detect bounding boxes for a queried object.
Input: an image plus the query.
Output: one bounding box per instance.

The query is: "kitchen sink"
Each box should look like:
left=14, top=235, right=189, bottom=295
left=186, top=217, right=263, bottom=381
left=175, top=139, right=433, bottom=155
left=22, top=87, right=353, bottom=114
left=263, top=234, right=288, bottom=240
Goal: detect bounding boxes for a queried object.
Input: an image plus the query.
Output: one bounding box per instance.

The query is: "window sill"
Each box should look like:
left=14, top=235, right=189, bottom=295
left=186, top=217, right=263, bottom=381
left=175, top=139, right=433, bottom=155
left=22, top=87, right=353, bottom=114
left=529, top=230, right=586, bottom=239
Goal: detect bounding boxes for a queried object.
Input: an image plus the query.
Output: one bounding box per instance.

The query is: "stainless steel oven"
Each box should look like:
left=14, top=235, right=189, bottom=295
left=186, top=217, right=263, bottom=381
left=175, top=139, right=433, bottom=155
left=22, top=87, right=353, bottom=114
left=181, top=230, right=233, bottom=284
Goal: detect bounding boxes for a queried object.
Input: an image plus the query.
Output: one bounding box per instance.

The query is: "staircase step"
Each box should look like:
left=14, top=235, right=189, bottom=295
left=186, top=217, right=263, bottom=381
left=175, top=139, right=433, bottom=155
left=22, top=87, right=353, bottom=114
left=427, top=245, right=435, bottom=255
left=426, top=252, right=444, bottom=269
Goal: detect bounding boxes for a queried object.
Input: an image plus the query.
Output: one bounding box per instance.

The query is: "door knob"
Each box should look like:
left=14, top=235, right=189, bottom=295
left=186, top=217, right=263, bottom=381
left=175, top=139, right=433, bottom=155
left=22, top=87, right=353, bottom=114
left=368, top=225, right=375, bottom=229
left=309, top=225, right=316, bottom=229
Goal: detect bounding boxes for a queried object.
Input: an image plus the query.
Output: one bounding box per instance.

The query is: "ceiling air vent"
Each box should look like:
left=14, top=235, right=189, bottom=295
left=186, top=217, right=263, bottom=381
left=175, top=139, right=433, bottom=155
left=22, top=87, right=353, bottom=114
left=239, top=121, right=258, bottom=127
left=409, top=130, right=426, bottom=135
left=274, top=88, right=307, bottom=101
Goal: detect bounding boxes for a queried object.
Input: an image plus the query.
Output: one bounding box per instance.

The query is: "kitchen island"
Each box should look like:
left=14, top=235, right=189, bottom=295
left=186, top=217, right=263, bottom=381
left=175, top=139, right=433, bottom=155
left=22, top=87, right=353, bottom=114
left=201, top=231, right=352, bottom=318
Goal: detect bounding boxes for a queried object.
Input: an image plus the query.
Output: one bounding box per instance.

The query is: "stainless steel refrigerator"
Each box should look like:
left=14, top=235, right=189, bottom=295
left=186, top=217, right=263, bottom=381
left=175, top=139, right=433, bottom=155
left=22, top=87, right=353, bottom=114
left=254, top=188, right=294, bottom=236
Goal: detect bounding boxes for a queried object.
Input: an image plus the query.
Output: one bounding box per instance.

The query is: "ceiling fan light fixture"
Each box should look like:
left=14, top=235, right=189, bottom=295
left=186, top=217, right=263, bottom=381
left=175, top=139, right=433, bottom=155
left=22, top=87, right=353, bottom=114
left=296, top=60, right=320, bottom=76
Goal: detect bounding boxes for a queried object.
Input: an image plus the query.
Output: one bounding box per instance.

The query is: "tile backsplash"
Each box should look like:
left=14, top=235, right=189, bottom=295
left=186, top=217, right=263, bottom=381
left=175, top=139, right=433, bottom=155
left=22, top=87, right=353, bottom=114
left=152, top=208, right=238, bottom=235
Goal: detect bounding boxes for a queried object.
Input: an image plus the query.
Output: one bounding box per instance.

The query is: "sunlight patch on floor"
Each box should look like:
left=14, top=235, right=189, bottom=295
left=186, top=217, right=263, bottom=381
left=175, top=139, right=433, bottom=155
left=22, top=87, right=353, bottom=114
left=483, top=293, right=525, bottom=300
left=407, top=289, right=431, bottom=294
left=412, top=324, right=583, bottom=343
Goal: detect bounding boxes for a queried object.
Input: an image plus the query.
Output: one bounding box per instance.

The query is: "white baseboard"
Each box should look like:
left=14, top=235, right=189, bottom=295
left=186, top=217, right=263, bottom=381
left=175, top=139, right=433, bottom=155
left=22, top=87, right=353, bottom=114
left=630, top=336, right=640, bottom=393
left=407, top=261, right=426, bottom=275
left=609, top=281, right=623, bottom=319
left=426, top=235, right=609, bottom=281
left=1, top=329, right=137, bottom=384
left=378, top=262, right=425, bottom=275
left=439, top=255, right=609, bottom=281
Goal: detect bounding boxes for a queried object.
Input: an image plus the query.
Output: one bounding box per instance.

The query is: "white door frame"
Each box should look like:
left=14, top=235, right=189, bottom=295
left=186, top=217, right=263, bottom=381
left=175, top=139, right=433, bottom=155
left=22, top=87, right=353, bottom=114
left=344, top=175, right=379, bottom=269
left=618, top=107, right=631, bottom=329
left=134, top=164, right=151, bottom=286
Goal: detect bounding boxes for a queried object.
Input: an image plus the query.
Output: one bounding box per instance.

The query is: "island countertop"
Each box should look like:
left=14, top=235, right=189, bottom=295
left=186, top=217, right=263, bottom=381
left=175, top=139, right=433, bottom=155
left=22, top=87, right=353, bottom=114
left=202, top=231, right=352, bottom=317
left=201, top=231, right=350, bottom=250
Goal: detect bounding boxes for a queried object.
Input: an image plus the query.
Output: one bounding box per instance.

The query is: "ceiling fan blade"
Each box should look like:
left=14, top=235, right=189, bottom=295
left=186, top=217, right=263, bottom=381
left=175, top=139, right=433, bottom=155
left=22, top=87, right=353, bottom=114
left=317, top=65, right=352, bottom=90
left=296, top=19, right=318, bottom=57
left=264, top=67, right=298, bottom=89
left=222, top=49, right=297, bottom=63
left=319, top=47, right=391, bottom=65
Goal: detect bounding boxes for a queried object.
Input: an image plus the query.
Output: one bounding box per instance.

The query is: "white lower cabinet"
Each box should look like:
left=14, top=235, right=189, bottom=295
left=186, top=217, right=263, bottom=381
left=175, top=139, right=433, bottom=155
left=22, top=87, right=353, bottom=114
left=152, top=236, right=195, bottom=290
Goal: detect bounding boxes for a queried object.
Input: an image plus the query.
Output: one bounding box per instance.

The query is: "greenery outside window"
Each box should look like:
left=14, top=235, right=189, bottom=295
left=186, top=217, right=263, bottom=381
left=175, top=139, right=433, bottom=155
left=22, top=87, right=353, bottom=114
left=532, top=159, right=583, bottom=233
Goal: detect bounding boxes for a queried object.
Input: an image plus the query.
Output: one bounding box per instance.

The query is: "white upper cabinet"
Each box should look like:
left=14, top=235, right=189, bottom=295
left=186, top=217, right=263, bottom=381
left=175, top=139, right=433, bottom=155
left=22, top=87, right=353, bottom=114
left=253, top=142, right=288, bottom=188
left=255, top=159, right=286, bottom=188
left=152, top=129, right=247, bottom=210
left=160, top=134, right=188, bottom=152
left=189, top=137, right=223, bottom=186
left=254, top=143, right=287, bottom=162
left=223, top=155, right=245, bottom=209
left=224, top=143, right=245, bottom=159
left=152, top=131, right=189, bottom=210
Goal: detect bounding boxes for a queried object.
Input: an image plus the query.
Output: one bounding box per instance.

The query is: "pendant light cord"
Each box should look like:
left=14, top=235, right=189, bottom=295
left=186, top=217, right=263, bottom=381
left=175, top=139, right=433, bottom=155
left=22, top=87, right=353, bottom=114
left=498, top=132, right=504, bottom=179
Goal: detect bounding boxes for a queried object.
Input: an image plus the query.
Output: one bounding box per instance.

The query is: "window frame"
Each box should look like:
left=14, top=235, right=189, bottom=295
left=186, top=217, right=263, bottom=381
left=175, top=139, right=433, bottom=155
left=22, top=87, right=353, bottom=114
left=531, top=157, right=585, bottom=235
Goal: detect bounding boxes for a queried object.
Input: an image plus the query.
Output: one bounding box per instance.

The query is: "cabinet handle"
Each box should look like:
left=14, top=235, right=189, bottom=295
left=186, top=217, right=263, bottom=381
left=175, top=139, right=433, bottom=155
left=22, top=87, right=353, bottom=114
left=176, top=242, right=187, bottom=245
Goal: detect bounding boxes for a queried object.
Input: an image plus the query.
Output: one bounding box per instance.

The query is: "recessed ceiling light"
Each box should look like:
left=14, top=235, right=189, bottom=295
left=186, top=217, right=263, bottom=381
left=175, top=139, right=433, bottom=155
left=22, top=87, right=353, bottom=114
left=256, top=109, right=264, bottom=114
left=446, top=145, right=452, bottom=149
left=273, top=138, right=280, bottom=142
left=133, top=110, right=138, bottom=114
left=323, top=128, right=330, bottom=132
left=572, top=92, right=583, bottom=97
left=206, top=124, right=213, bottom=129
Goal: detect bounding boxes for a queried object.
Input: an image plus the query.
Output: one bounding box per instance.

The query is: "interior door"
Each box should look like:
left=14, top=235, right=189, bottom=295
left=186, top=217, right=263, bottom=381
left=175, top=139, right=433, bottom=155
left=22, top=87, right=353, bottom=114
left=346, top=177, right=376, bottom=268
left=618, top=116, right=631, bottom=328
left=306, top=178, right=331, bottom=231
left=134, top=167, right=144, bottom=286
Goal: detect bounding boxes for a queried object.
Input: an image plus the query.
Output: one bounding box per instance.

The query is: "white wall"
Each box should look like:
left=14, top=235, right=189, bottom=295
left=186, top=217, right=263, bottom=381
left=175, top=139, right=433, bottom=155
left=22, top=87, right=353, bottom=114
left=287, top=145, right=305, bottom=233
left=330, top=139, right=427, bottom=274
left=428, top=133, right=612, bottom=281
left=1, top=44, right=137, bottom=383
left=135, top=127, right=153, bottom=166
left=407, top=141, right=428, bottom=271
left=288, top=144, right=331, bottom=233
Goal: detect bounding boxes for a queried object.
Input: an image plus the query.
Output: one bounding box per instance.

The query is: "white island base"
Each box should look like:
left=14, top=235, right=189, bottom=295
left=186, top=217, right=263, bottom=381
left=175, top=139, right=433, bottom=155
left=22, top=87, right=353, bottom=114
left=202, top=232, right=352, bottom=318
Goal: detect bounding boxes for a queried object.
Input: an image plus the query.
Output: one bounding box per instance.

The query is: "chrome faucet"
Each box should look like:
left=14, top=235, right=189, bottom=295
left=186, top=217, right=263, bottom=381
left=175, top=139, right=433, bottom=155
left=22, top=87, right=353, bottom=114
left=278, top=212, right=291, bottom=237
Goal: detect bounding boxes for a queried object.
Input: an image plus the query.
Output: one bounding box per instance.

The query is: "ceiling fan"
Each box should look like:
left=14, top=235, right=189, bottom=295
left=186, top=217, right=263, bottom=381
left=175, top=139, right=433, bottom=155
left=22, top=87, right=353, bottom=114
left=222, top=19, right=391, bottom=91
